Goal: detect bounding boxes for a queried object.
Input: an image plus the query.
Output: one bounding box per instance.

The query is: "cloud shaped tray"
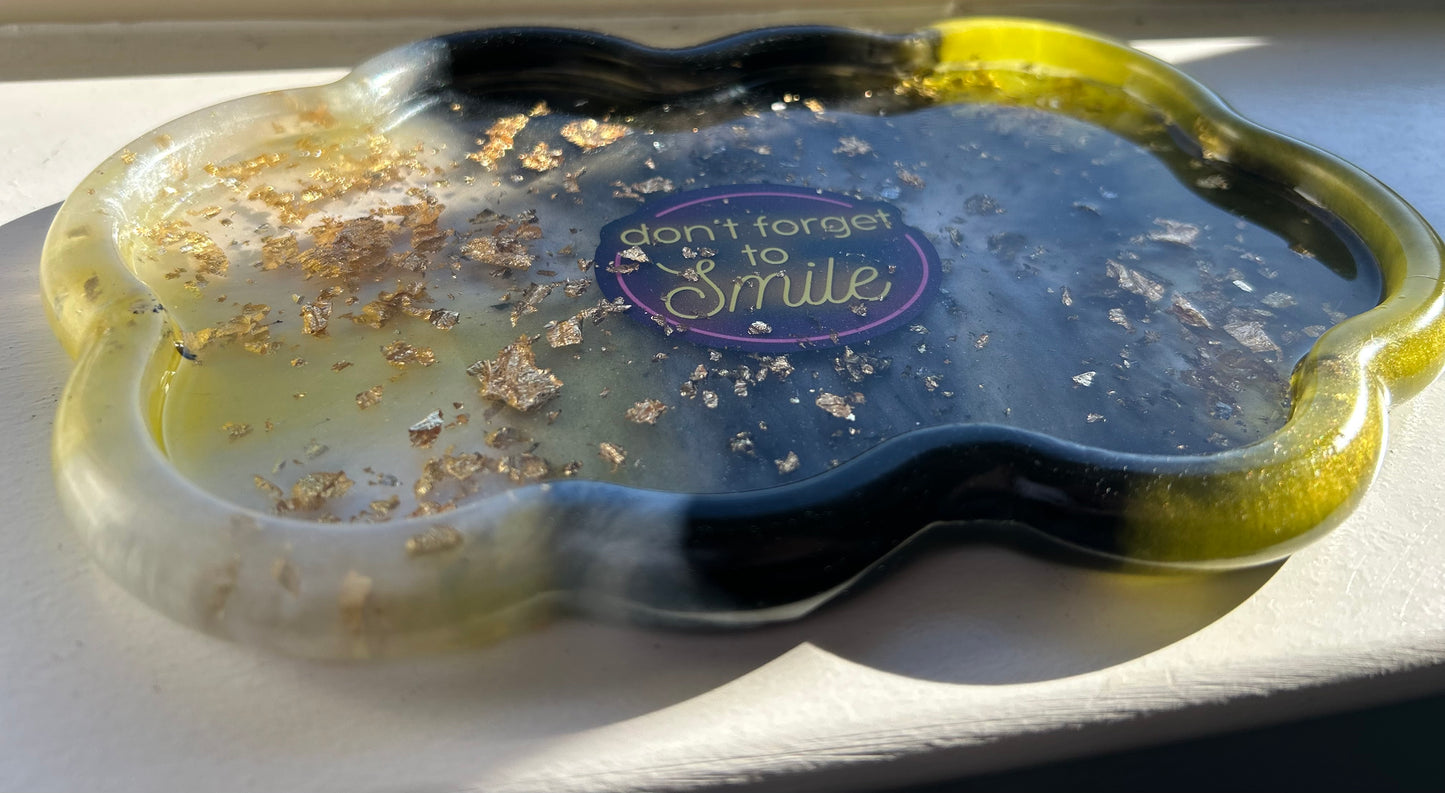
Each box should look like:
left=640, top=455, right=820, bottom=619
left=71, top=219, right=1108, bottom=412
left=41, top=19, right=1445, bottom=657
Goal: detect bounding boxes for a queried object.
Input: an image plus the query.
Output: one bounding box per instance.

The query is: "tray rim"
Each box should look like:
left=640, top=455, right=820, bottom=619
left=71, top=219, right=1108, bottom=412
left=37, top=18, right=1445, bottom=656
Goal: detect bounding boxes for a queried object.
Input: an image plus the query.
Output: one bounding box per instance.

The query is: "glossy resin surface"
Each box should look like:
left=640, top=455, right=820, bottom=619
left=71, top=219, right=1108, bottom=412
left=41, top=19, right=1445, bottom=656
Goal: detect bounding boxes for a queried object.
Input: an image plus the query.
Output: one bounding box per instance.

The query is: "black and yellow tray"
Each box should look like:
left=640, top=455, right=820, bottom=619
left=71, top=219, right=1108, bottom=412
left=40, top=19, right=1445, bottom=657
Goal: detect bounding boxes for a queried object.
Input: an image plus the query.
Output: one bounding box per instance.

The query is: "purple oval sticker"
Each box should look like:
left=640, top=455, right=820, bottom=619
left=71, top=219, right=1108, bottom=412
left=595, top=185, right=939, bottom=351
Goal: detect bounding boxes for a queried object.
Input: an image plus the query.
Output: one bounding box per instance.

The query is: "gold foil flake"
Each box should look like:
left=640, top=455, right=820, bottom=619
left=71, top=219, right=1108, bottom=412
left=354, top=281, right=433, bottom=329
left=1148, top=219, right=1201, bottom=247
left=1223, top=320, right=1281, bottom=357
left=461, top=212, right=542, bottom=271
left=1086, top=413, right=1106, bottom=423
left=607, top=245, right=647, bottom=273
left=141, top=221, right=230, bottom=277
left=519, top=142, right=564, bottom=172
left=413, top=452, right=491, bottom=505
left=510, top=282, right=559, bottom=326
left=815, top=392, right=856, bottom=420
left=1106, top=260, right=1166, bottom=301
left=834, top=137, right=874, bottom=158
left=354, top=495, right=401, bottom=522
left=598, top=442, right=627, bottom=472
left=561, top=119, right=630, bottom=151
left=385, top=198, right=450, bottom=255
left=332, top=360, right=353, bottom=372
left=563, top=170, right=584, bottom=193
left=409, top=410, right=445, bottom=448
left=1061, top=286, right=1074, bottom=307
left=747, top=321, right=773, bottom=336
left=834, top=347, right=886, bottom=382
left=222, top=422, right=252, bottom=440
left=300, top=299, right=332, bottom=335
left=578, top=297, right=631, bottom=325
left=406, top=525, right=464, bottom=557
left=299, top=216, right=394, bottom=282
left=183, top=302, right=277, bottom=355
left=1261, top=292, right=1297, bottom=309
left=897, top=169, right=926, bottom=189
left=279, top=471, right=354, bottom=512
left=205, top=152, right=287, bottom=183
left=974, top=333, right=991, bottom=349
left=245, top=136, right=423, bottom=224
left=469, top=335, right=563, bottom=412
left=387, top=250, right=429, bottom=275
left=528, top=101, right=551, bottom=117
left=485, top=426, right=530, bottom=448
left=405, top=306, right=446, bottom=331
left=625, top=399, right=669, bottom=425
left=261, top=236, right=299, bottom=271
left=803, top=98, right=825, bottom=113
left=289, top=357, right=306, bottom=367
left=631, top=177, right=675, bottom=195
left=467, top=113, right=529, bottom=170
left=297, top=103, right=336, bottom=128
left=1169, top=293, right=1213, bottom=328
left=761, top=355, right=794, bottom=380
left=498, top=453, right=550, bottom=483
left=701, top=390, right=720, bottom=409
left=557, top=461, right=581, bottom=477
left=1108, top=308, right=1135, bottom=332
left=254, top=475, right=285, bottom=500
left=382, top=340, right=438, bottom=368
left=356, top=385, right=384, bottom=409
left=562, top=279, right=589, bottom=298
left=775, top=451, right=800, bottom=474
left=1072, top=371, right=1097, bottom=387
left=545, top=316, right=583, bottom=347
left=729, top=432, right=755, bottom=454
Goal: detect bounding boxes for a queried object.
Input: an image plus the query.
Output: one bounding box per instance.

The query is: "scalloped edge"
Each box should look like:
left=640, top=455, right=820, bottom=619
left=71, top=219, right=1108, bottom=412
left=39, top=19, right=1445, bottom=657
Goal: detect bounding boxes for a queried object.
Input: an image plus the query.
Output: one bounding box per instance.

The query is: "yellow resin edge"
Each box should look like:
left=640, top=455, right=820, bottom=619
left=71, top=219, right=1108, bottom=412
left=928, top=18, right=1445, bottom=565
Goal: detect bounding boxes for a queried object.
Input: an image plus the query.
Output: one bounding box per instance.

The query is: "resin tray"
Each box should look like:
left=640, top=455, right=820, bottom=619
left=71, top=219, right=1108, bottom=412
left=41, top=19, right=1445, bottom=657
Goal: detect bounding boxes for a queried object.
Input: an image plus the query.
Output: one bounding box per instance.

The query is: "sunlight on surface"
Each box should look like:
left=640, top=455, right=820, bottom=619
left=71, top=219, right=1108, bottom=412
left=1129, top=36, right=1270, bottom=64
